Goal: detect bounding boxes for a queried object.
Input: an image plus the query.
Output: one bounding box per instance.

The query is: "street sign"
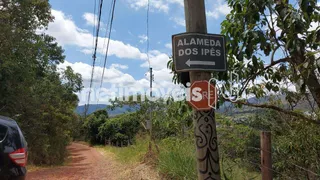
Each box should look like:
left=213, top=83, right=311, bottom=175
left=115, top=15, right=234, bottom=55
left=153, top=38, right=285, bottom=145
left=188, top=80, right=217, bottom=110
left=172, top=33, right=226, bottom=72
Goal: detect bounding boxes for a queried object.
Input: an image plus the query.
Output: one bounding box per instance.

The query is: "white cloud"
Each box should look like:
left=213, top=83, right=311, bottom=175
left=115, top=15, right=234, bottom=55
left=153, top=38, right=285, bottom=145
left=110, top=64, right=129, bottom=70
left=141, top=50, right=170, bottom=70
left=144, top=68, right=182, bottom=92
left=206, top=0, right=231, bottom=19
left=170, top=17, right=185, bottom=27
left=58, top=61, right=135, bottom=85
left=128, top=0, right=183, bottom=13
left=138, top=34, right=148, bottom=43
left=59, top=60, right=182, bottom=104
left=83, top=12, right=97, bottom=26
left=57, top=59, right=177, bottom=90
left=46, top=9, right=183, bottom=103
left=129, top=0, right=169, bottom=13
left=165, top=43, right=172, bottom=49
left=169, top=0, right=183, bottom=7
left=42, top=10, right=147, bottom=60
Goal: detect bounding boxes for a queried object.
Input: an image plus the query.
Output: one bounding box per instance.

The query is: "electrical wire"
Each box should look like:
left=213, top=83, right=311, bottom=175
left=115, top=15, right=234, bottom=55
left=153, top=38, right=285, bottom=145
left=85, top=0, right=104, bottom=117
left=92, top=0, right=97, bottom=55
left=99, top=0, right=117, bottom=89
left=95, top=0, right=115, bottom=108
left=146, top=0, right=150, bottom=68
left=86, top=0, right=98, bottom=116
left=100, top=0, right=115, bottom=68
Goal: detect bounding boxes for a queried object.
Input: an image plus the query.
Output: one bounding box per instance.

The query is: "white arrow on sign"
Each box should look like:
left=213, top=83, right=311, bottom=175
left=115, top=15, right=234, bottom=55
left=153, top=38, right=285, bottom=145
left=186, top=59, right=216, bottom=67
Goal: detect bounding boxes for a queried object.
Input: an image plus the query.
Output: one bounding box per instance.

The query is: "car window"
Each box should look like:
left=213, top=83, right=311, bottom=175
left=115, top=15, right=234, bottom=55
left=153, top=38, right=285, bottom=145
left=0, top=124, right=8, bottom=142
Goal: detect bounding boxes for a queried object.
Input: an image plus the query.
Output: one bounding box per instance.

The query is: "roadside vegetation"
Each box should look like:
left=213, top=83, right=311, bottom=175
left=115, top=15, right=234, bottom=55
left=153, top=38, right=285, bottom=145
left=0, top=0, right=83, bottom=165
left=81, top=96, right=320, bottom=179
left=1, top=1, right=319, bottom=179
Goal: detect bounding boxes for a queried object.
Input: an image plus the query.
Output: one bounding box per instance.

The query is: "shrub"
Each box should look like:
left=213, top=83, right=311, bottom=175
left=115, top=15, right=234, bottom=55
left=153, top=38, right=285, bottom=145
left=98, top=112, right=140, bottom=146
left=83, top=110, right=109, bottom=145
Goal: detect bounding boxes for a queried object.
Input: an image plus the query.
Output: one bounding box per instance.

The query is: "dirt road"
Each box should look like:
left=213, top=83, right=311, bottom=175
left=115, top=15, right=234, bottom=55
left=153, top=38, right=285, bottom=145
left=27, top=142, right=120, bottom=180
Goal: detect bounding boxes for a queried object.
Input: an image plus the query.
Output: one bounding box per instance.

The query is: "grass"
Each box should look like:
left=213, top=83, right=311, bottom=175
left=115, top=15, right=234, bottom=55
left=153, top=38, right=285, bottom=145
left=157, top=137, right=197, bottom=179
left=96, top=137, right=149, bottom=165
left=96, top=136, right=261, bottom=180
left=220, top=158, right=261, bottom=180
left=157, top=137, right=261, bottom=180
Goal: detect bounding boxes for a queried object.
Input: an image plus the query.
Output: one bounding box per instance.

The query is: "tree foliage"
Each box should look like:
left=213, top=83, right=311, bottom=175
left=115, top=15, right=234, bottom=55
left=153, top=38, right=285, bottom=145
left=108, top=95, right=194, bottom=140
left=168, top=0, right=320, bottom=122
left=84, top=110, right=109, bottom=144
left=98, top=113, right=140, bottom=145
left=247, top=110, right=320, bottom=179
left=220, top=0, right=319, bottom=118
left=221, top=0, right=319, bottom=95
left=152, top=98, right=193, bottom=139
left=0, top=0, right=83, bottom=165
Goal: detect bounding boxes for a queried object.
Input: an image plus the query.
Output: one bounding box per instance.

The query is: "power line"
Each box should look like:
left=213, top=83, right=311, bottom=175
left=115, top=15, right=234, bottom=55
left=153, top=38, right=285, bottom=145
left=95, top=0, right=115, bottom=108
left=146, top=0, right=150, bottom=67
left=92, top=0, right=97, bottom=55
left=100, top=0, right=115, bottom=68
left=92, top=0, right=104, bottom=61
left=99, top=0, right=116, bottom=89
left=86, top=0, right=98, bottom=115
left=85, top=0, right=104, bottom=117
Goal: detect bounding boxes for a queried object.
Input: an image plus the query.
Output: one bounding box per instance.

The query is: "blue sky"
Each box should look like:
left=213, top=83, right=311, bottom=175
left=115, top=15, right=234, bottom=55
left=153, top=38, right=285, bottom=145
left=45, top=0, right=231, bottom=104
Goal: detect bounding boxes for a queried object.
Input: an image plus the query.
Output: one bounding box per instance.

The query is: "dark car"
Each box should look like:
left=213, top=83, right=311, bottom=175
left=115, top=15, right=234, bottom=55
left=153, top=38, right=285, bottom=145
left=0, top=116, right=27, bottom=180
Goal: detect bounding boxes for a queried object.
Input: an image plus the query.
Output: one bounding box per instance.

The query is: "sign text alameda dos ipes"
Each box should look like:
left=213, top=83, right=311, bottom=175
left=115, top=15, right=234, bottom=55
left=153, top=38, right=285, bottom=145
left=172, top=33, right=226, bottom=72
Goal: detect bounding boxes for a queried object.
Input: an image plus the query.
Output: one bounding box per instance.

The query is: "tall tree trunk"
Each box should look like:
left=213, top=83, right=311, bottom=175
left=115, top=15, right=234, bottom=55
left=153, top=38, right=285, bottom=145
left=294, top=55, right=320, bottom=109
left=305, top=70, right=320, bottom=108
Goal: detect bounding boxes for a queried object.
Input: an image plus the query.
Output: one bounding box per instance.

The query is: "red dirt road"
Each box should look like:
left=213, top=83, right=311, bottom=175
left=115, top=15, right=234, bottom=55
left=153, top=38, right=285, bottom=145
left=27, top=143, right=118, bottom=180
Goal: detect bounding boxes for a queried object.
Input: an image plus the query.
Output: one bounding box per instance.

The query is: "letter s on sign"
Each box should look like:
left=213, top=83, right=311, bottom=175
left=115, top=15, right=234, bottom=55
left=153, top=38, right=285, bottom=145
left=192, top=87, right=202, bottom=102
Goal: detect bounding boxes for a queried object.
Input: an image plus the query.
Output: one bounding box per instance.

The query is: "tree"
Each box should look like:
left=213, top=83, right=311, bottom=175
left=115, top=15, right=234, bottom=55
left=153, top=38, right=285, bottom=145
left=62, top=66, right=83, bottom=93
left=246, top=109, right=320, bottom=179
left=221, top=0, right=319, bottom=120
left=152, top=98, right=193, bottom=139
left=0, top=0, right=84, bottom=165
left=98, top=112, right=140, bottom=146
left=168, top=0, right=320, bottom=123
left=84, top=109, right=109, bottom=144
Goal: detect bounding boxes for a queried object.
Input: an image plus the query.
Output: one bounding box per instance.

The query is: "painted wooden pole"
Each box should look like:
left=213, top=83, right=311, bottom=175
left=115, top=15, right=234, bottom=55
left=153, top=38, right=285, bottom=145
left=261, top=131, right=272, bottom=180
left=184, top=0, right=221, bottom=179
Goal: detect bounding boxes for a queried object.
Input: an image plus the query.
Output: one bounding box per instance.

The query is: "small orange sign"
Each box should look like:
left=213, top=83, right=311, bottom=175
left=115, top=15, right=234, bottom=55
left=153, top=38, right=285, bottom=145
left=188, top=80, right=216, bottom=110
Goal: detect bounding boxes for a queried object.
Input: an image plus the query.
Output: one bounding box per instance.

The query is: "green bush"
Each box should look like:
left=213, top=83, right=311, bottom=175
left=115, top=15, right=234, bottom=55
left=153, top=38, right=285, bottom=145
left=217, top=116, right=260, bottom=171
left=98, top=112, right=140, bottom=146
left=273, top=119, right=320, bottom=179
left=157, top=135, right=260, bottom=180
left=83, top=110, right=109, bottom=145
left=0, top=0, right=83, bottom=165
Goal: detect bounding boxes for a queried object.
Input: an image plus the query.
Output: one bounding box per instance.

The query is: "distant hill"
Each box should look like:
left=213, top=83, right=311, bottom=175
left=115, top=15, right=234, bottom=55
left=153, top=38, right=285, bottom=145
left=77, top=94, right=315, bottom=117
left=76, top=104, right=137, bottom=117
left=217, top=94, right=316, bottom=116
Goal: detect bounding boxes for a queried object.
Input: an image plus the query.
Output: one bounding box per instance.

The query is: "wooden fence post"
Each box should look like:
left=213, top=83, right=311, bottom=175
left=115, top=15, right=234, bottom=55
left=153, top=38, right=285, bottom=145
left=261, top=131, right=272, bottom=180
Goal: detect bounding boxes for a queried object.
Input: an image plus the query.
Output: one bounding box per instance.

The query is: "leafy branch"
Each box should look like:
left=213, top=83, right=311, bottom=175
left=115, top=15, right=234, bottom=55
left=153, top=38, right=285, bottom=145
left=239, top=57, right=291, bottom=95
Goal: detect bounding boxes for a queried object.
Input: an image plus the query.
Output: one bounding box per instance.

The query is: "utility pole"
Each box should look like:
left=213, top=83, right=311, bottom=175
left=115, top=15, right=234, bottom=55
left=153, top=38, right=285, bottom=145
left=261, top=131, right=272, bottom=180
left=184, top=0, right=221, bottom=179
left=150, top=67, right=153, bottom=99
left=148, top=67, right=153, bottom=150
